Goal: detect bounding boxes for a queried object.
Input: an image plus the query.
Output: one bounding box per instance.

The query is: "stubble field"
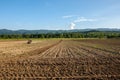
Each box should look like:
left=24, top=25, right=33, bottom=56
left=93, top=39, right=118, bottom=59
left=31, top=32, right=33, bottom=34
left=0, top=39, right=120, bottom=80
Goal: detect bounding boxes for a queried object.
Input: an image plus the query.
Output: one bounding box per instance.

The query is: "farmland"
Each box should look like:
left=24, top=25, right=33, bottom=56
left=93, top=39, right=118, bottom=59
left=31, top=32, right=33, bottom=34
left=0, top=39, right=120, bottom=79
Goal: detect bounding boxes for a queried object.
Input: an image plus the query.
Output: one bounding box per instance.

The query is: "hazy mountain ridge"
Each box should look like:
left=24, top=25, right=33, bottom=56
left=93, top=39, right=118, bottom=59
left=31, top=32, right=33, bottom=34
left=0, top=28, right=120, bottom=34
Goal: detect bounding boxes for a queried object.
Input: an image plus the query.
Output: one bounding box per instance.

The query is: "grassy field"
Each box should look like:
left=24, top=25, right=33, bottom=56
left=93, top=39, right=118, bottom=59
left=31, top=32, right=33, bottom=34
left=0, top=39, right=120, bottom=79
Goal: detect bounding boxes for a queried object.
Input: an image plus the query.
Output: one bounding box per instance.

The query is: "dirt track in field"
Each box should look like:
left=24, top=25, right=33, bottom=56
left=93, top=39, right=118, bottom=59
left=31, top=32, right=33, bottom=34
left=0, top=40, right=120, bottom=79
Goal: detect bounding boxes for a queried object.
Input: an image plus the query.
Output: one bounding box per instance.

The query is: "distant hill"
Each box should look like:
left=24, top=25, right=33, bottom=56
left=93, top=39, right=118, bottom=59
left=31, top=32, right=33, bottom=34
left=0, top=28, right=120, bottom=34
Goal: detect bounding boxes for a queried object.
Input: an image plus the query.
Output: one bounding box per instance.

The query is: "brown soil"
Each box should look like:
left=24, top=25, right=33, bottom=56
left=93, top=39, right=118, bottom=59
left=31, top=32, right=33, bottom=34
left=0, top=39, right=120, bottom=79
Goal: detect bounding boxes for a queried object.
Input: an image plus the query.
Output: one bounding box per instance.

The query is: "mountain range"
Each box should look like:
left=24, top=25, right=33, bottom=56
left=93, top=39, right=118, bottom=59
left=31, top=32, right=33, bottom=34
left=0, top=28, right=120, bottom=34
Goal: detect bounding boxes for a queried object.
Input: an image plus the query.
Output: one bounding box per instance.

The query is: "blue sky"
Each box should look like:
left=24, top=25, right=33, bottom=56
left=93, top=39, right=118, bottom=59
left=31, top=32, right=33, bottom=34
left=0, top=0, right=120, bottom=30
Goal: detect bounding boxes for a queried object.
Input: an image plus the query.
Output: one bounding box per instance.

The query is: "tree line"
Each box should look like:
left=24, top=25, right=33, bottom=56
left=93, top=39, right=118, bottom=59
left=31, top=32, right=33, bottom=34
left=0, top=32, right=120, bottom=39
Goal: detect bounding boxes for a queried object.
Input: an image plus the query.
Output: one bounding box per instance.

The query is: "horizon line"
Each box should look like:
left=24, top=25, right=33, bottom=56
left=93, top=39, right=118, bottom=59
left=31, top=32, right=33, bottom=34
left=0, top=28, right=120, bottom=31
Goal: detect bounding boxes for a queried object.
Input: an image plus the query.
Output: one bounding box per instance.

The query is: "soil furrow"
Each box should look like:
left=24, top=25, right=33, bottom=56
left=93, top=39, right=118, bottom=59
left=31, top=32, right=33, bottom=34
left=0, top=40, right=120, bottom=79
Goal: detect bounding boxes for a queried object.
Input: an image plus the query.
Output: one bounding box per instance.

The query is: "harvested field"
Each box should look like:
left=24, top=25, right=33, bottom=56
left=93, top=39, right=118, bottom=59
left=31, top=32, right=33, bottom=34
left=0, top=39, right=120, bottom=79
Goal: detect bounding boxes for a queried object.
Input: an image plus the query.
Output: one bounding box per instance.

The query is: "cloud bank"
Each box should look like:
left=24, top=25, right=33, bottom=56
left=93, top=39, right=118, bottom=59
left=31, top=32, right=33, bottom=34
left=74, top=17, right=97, bottom=23
left=62, top=15, right=97, bottom=29
left=69, top=17, right=97, bottom=29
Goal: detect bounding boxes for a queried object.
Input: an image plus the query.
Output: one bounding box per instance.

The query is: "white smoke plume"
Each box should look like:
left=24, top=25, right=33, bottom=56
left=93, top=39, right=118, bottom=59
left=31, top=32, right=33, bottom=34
left=70, top=22, right=75, bottom=29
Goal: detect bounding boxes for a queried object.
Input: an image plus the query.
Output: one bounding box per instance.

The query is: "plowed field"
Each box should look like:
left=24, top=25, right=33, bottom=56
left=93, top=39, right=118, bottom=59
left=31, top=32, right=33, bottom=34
left=0, top=39, right=120, bottom=80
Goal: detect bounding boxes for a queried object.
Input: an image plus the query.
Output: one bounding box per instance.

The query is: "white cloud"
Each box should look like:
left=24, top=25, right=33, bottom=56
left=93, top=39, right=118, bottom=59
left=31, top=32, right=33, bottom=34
left=62, top=15, right=77, bottom=19
left=74, top=17, right=97, bottom=23
left=62, top=15, right=72, bottom=18
left=70, top=22, right=75, bottom=29
left=66, top=16, right=97, bottom=29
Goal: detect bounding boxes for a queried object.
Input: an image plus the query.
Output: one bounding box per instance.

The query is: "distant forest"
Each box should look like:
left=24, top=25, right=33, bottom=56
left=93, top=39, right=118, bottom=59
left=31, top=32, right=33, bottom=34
left=0, top=31, right=120, bottom=39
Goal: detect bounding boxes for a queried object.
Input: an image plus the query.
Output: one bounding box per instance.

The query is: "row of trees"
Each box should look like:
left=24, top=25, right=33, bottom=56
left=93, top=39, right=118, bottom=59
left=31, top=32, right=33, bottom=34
left=0, top=32, right=120, bottom=39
